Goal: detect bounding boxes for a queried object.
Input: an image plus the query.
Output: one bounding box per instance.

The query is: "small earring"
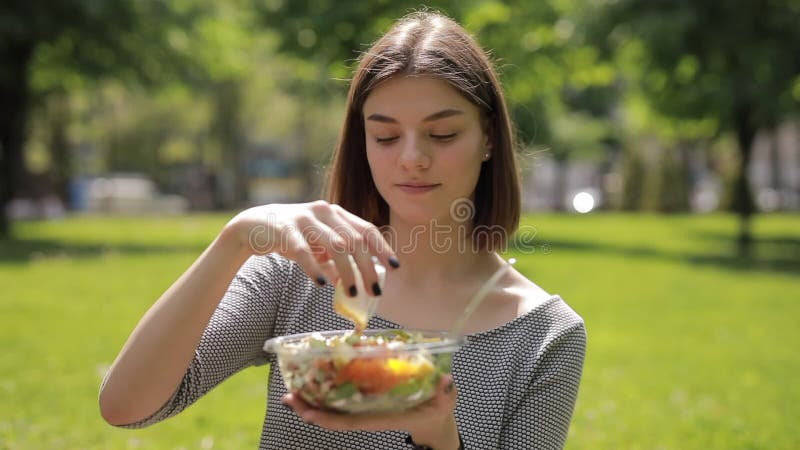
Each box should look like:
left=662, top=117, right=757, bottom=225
left=483, top=153, right=491, bottom=161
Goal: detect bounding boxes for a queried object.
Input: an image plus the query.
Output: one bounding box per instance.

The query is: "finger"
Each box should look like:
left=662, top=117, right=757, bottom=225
left=300, top=406, right=386, bottom=432
left=281, top=226, right=328, bottom=287
left=324, top=209, right=379, bottom=296
left=281, top=393, right=314, bottom=419
left=283, top=393, right=360, bottom=430
left=297, top=212, right=348, bottom=257
left=431, top=374, right=458, bottom=411
left=296, top=215, right=358, bottom=296
left=439, top=374, right=457, bottom=399
left=284, top=385, right=457, bottom=433
left=407, top=375, right=457, bottom=416
left=284, top=391, right=400, bottom=432
left=308, top=204, right=377, bottom=296
left=318, top=259, right=341, bottom=286
left=350, top=246, right=381, bottom=297
left=334, top=205, right=400, bottom=270
left=327, top=206, right=388, bottom=295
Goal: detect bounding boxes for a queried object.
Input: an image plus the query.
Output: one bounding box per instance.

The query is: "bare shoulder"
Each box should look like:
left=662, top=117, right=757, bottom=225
left=506, top=271, right=554, bottom=318
left=460, top=268, right=554, bottom=334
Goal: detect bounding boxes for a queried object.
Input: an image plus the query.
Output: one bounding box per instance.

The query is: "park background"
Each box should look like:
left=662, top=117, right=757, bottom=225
left=1, top=1, right=798, bottom=449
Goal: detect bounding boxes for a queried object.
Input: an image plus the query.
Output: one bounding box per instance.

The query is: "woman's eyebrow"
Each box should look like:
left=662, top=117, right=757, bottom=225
left=365, top=108, right=465, bottom=123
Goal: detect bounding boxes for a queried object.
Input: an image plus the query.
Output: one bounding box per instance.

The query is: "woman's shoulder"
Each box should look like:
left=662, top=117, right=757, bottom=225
left=501, top=268, right=572, bottom=322
left=511, top=277, right=554, bottom=318
left=471, top=272, right=584, bottom=341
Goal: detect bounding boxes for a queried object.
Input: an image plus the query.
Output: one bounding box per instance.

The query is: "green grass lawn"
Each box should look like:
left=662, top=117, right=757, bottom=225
left=1, top=213, right=797, bottom=449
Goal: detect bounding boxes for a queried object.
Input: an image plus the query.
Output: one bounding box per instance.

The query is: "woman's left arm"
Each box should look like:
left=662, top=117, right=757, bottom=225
left=501, top=323, right=587, bottom=449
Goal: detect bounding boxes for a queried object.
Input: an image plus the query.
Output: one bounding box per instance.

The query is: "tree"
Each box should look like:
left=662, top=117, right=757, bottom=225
left=257, top=1, right=620, bottom=210
left=585, top=0, right=800, bottom=253
left=0, top=0, right=200, bottom=238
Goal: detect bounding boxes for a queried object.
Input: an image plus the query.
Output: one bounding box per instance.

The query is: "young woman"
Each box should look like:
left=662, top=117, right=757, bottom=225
left=99, top=11, right=586, bottom=450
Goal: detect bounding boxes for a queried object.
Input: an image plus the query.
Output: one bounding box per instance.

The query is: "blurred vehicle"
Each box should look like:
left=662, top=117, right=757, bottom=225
left=71, top=174, right=188, bottom=215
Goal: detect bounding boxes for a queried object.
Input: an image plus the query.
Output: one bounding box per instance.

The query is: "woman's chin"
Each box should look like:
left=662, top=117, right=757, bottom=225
left=389, top=208, right=462, bottom=229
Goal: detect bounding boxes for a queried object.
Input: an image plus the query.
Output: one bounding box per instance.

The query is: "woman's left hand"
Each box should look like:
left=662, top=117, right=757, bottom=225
left=282, top=374, right=461, bottom=449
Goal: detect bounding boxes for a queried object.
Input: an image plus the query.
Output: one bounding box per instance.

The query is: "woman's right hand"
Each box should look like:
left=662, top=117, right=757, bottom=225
left=99, top=201, right=397, bottom=426
left=225, top=201, right=399, bottom=297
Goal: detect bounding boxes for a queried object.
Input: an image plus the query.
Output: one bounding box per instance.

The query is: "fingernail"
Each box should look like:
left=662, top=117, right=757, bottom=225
left=372, top=282, right=382, bottom=296
left=444, top=380, right=454, bottom=394
left=388, top=256, right=400, bottom=269
left=316, top=275, right=327, bottom=286
left=348, top=285, right=357, bottom=297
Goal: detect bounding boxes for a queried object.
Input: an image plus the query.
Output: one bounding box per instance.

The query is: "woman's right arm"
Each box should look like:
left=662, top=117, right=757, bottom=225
left=98, top=223, right=254, bottom=426
left=98, top=201, right=396, bottom=426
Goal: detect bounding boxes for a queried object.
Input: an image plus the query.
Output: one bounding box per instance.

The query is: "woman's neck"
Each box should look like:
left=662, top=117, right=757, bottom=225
left=384, top=217, right=498, bottom=282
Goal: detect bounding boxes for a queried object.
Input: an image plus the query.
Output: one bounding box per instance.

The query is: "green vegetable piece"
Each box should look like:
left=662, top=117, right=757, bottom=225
left=434, top=353, right=452, bottom=373
left=327, top=382, right=359, bottom=401
left=308, top=338, right=328, bottom=349
left=388, top=378, right=427, bottom=397
left=392, top=329, right=412, bottom=341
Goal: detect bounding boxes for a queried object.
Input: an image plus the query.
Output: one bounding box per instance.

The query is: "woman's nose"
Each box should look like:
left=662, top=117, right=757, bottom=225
left=398, top=136, right=431, bottom=170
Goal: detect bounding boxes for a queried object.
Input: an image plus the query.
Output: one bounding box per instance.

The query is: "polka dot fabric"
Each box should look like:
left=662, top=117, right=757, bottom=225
left=119, top=254, right=586, bottom=449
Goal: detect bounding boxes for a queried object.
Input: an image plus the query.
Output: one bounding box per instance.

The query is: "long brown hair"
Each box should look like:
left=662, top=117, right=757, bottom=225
left=325, top=11, right=520, bottom=249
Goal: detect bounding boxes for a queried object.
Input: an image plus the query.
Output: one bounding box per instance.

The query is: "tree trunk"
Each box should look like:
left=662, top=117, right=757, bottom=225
left=211, top=80, right=247, bottom=208
left=733, top=103, right=757, bottom=257
left=552, top=155, right=569, bottom=211
left=621, top=146, right=646, bottom=211
left=0, top=40, right=35, bottom=238
left=767, top=129, right=781, bottom=192
left=48, top=93, right=72, bottom=207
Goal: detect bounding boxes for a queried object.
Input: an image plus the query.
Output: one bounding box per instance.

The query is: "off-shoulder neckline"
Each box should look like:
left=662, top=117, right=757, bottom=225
left=370, top=295, right=564, bottom=339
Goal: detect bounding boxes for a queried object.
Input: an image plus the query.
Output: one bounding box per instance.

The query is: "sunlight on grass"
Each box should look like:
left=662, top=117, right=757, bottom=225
left=1, top=213, right=798, bottom=449
left=511, top=213, right=799, bottom=450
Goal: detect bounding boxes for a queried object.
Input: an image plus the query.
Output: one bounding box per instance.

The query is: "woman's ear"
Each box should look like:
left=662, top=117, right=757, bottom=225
left=481, top=115, right=494, bottom=151
left=481, top=122, right=493, bottom=162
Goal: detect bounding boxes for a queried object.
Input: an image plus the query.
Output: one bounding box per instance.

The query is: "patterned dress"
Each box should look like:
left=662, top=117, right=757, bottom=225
left=119, top=253, right=586, bottom=449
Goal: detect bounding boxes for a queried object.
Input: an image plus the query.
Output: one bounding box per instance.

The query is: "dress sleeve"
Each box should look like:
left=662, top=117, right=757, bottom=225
left=119, top=253, right=292, bottom=428
left=499, top=322, right=587, bottom=449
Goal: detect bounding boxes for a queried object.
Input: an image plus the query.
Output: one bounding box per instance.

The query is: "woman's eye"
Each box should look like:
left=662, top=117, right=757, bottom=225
left=430, top=133, right=457, bottom=141
left=376, top=136, right=399, bottom=143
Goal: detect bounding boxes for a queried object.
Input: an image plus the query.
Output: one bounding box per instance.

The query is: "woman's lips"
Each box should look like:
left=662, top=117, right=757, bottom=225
left=396, top=183, right=441, bottom=194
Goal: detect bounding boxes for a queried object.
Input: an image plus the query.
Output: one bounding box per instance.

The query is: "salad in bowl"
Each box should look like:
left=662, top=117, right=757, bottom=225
left=263, top=329, right=463, bottom=414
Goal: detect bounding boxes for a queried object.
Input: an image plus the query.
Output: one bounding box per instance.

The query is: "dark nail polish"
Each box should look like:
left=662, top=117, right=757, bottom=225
left=316, top=275, right=327, bottom=286
left=372, top=282, right=382, bottom=296
left=388, top=256, right=400, bottom=268
left=348, top=285, right=357, bottom=297
left=445, top=381, right=454, bottom=394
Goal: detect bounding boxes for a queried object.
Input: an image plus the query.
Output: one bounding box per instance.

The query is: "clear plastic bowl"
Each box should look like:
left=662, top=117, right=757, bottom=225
left=263, top=329, right=463, bottom=414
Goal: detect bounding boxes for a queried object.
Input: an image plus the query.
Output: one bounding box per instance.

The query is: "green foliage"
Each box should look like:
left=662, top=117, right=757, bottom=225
left=256, top=0, right=425, bottom=68
left=257, top=1, right=620, bottom=154
left=595, top=0, right=800, bottom=127
left=580, top=0, right=799, bottom=243
left=1, top=213, right=798, bottom=448
left=3, top=0, right=205, bottom=96
left=467, top=1, right=619, bottom=151
left=3, top=0, right=798, bottom=241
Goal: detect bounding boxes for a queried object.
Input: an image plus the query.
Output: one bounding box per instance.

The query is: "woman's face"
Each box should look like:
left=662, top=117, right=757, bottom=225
left=363, top=76, right=491, bottom=227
